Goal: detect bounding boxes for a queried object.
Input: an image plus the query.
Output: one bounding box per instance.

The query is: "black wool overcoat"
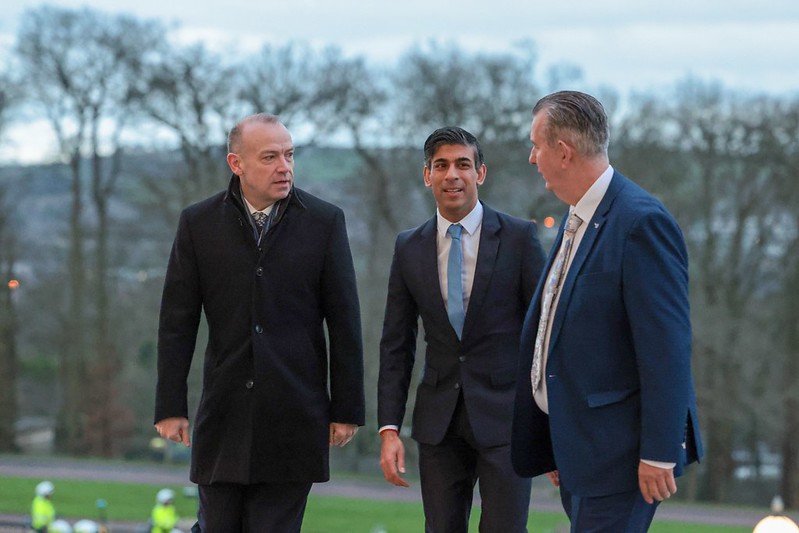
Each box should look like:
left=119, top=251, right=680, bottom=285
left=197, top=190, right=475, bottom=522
left=155, top=176, right=364, bottom=484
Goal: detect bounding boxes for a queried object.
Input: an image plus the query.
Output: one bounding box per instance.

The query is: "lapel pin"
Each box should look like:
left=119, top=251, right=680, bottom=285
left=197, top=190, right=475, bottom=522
left=593, top=222, right=600, bottom=229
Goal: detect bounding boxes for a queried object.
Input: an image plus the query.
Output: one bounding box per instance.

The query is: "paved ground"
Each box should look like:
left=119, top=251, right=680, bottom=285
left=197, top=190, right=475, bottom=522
left=2, top=455, right=797, bottom=530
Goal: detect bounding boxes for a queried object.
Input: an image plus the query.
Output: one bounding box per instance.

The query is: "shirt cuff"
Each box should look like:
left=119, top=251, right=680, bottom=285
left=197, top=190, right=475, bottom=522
left=378, top=425, right=399, bottom=434
left=641, top=459, right=676, bottom=469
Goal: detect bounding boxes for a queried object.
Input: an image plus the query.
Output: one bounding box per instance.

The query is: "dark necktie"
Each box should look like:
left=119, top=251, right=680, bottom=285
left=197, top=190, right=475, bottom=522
left=252, top=211, right=268, bottom=228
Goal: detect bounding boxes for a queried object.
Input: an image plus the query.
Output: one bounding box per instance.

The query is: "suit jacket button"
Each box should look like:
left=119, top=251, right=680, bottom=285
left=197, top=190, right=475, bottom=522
left=454, top=383, right=460, bottom=390
left=458, top=356, right=466, bottom=362
left=256, top=267, right=263, bottom=276
left=245, top=380, right=254, bottom=389
left=254, top=325, right=263, bottom=333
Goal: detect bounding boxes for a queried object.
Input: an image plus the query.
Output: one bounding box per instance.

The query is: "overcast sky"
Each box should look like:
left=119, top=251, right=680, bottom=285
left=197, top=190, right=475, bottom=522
left=1, top=0, right=798, bottom=163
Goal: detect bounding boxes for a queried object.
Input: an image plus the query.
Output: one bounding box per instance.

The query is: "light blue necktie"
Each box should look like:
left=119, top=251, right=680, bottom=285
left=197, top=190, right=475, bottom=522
left=447, top=224, right=465, bottom=339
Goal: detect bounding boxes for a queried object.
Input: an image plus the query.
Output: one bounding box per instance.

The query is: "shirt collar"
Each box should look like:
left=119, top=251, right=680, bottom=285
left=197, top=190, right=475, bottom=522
left=572, top=165, right=613, bottom=223
left=242, top=195, right=274, bottom=216
left=436, top=201, right=484, bottom=238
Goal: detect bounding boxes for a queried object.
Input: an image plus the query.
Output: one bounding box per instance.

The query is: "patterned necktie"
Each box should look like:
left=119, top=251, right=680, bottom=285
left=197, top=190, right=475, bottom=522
left=252, top=211, right=268, bottom=229
left=446, top=224, right=465, bottom=339
left=531, top=213, right=583, bottom=392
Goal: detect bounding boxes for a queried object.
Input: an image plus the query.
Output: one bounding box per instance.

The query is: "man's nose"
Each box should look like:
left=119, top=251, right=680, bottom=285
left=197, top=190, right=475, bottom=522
left=529, top=149, right=536, bottom=165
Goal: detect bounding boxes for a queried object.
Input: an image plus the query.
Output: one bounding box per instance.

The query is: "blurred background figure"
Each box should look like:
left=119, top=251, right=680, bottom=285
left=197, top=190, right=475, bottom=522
left=31, top=481, right=56, bottom=533
left=48, top=519, right=73, bottom=533
left=72, top=520, right=99, bottom=533
left=150, top=488, right=180, bottom=533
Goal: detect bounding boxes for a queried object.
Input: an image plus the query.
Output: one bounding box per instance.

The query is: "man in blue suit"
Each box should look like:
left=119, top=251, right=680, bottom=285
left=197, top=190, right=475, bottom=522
left=511, top=91, right=703, bottom=532
left=379, top=127, right=546, bottom=532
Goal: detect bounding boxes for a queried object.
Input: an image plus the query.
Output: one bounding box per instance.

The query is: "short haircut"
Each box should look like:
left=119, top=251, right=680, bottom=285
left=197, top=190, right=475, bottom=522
left=227, top=113, right=282, bottom=154
left=532, top=91, right=609, bottom=158
left=423, top=126, right=484, bottom=169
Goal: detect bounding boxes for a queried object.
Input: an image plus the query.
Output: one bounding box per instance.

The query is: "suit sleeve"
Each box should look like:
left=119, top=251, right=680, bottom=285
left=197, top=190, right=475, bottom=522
left=155, top=210, right=202, bottom=424
left=623, top=209, right=693, bottom=462
left=321, top=209, right=365, bottom=426
left=377, top=235, right=419, bottom=431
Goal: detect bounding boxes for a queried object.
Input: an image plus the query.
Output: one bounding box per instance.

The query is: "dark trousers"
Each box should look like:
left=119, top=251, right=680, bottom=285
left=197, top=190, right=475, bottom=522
left=194, top=481, right=313, bottom=532
left=418, top=393, right=531, bottom=532
left=559, top=486, right=659, bottom=532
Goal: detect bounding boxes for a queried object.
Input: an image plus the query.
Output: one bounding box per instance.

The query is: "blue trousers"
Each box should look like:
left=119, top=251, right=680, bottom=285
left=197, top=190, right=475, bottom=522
left=559, top=486, right=659, bottom=532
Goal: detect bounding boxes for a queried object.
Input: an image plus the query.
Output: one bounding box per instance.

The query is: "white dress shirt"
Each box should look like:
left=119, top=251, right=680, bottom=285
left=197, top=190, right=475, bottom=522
left=436, top=202, right=483, bottom=314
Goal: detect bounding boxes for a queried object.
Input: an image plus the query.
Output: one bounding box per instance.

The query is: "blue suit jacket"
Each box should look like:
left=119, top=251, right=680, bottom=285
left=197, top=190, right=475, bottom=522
left=511, top=171, right=703, bottom=497
left=379, top=203, right=546, bottom=447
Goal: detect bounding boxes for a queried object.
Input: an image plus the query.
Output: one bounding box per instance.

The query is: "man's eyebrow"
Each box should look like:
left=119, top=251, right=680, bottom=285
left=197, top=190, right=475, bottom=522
left=433, top=156, right=473, bottom=164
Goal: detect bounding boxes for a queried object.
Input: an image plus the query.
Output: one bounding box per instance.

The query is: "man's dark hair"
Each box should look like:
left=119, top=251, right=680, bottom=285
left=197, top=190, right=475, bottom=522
left=532, top=91, right=609, bottom=158
left=423, top=126, right=484, bottom=169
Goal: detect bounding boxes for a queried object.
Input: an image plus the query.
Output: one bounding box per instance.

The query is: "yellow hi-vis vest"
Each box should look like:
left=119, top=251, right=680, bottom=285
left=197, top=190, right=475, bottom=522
left=150, top=504, right=179, bottom=533
left=31, top=496, right=55, bottom=530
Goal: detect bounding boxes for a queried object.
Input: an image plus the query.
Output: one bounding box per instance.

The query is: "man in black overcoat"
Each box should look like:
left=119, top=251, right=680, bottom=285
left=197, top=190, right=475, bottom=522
left=154, top=113, right=365, bottom=532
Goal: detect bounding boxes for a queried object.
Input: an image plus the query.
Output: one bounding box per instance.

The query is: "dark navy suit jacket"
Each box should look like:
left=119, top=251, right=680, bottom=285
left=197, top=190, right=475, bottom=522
left=512, top=171, right=703, bottom=497
left=379, top=203, right=545, bottom=447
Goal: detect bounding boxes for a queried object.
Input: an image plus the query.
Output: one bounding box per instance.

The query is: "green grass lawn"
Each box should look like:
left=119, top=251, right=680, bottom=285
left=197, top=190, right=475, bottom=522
left=0, top=476, right=752, bottom=532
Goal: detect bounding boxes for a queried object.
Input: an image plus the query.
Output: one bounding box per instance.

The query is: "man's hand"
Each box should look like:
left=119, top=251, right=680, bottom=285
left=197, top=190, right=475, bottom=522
left=638, top=461, right=677, bottom=504
left=546, top=470, right=560, bottom=487
left=154, top=417, right=191, bottom=447
left=379, top=430, right=409, bottom=487
left=329, top=423, right=358, bottom=447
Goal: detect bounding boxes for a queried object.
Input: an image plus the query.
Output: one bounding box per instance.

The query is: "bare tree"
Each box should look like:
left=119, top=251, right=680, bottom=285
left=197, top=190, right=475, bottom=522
left=132, top=43, right=237, bottom=219
left=16, top=5, right=165, bottom=455
left=767, top=96, right=799, bottom=508
left=0, top=69, right=20, bottom=452
left=238, top=42, right=319, bottom=128
left=0, top=187, right=19, bottom=453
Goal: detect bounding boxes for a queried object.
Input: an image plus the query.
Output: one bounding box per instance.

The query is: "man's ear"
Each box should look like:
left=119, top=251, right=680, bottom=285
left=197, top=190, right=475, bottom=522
left=476, top=163, right=487, bottom=186
left=227, top=153, right=242, bottom=175
left=558, top=141, right=574, bottom=168
left=423, top=165, right=432, bottom=188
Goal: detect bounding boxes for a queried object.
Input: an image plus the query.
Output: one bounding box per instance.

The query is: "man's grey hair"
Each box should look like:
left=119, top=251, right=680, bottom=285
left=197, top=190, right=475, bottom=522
left=532, top=91, right=609, bottom=158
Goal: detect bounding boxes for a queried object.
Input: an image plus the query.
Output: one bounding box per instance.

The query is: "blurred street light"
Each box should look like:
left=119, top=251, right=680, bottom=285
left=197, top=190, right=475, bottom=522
left=753, top=496, right=799, bottom=533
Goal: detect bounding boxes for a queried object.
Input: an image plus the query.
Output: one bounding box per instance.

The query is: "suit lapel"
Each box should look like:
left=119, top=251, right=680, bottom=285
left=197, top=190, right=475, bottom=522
left=462, top=204, right=500, bottom=338
left=549, top=172, right=626, bottom=346
left=417, top=216, right=451, bottom=326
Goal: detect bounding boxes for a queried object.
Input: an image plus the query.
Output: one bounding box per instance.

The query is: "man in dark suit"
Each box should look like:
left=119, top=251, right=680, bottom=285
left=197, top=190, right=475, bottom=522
left=512, top=91, right=703, bottom=532
left=378, top=127, right=546, bottom=532
left=154, top=113, right=364, bottom=532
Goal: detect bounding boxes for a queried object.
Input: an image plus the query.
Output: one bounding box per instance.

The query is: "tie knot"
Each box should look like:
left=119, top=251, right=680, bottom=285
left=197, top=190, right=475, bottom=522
left=447, top=223, right=463, bottom=240
left=252, top=211, right=268, bottom=228
left=565, top=213, right=583, bottom=234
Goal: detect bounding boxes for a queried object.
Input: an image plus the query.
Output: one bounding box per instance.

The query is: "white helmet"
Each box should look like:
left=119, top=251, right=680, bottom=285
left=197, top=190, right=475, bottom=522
left=49, top=519, right=73, bottom=533
left=72, top=519, right=99, bottom=533
left=156, top=488, right=175, bottom=505
left=35, top=480, right=55, bottom=497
